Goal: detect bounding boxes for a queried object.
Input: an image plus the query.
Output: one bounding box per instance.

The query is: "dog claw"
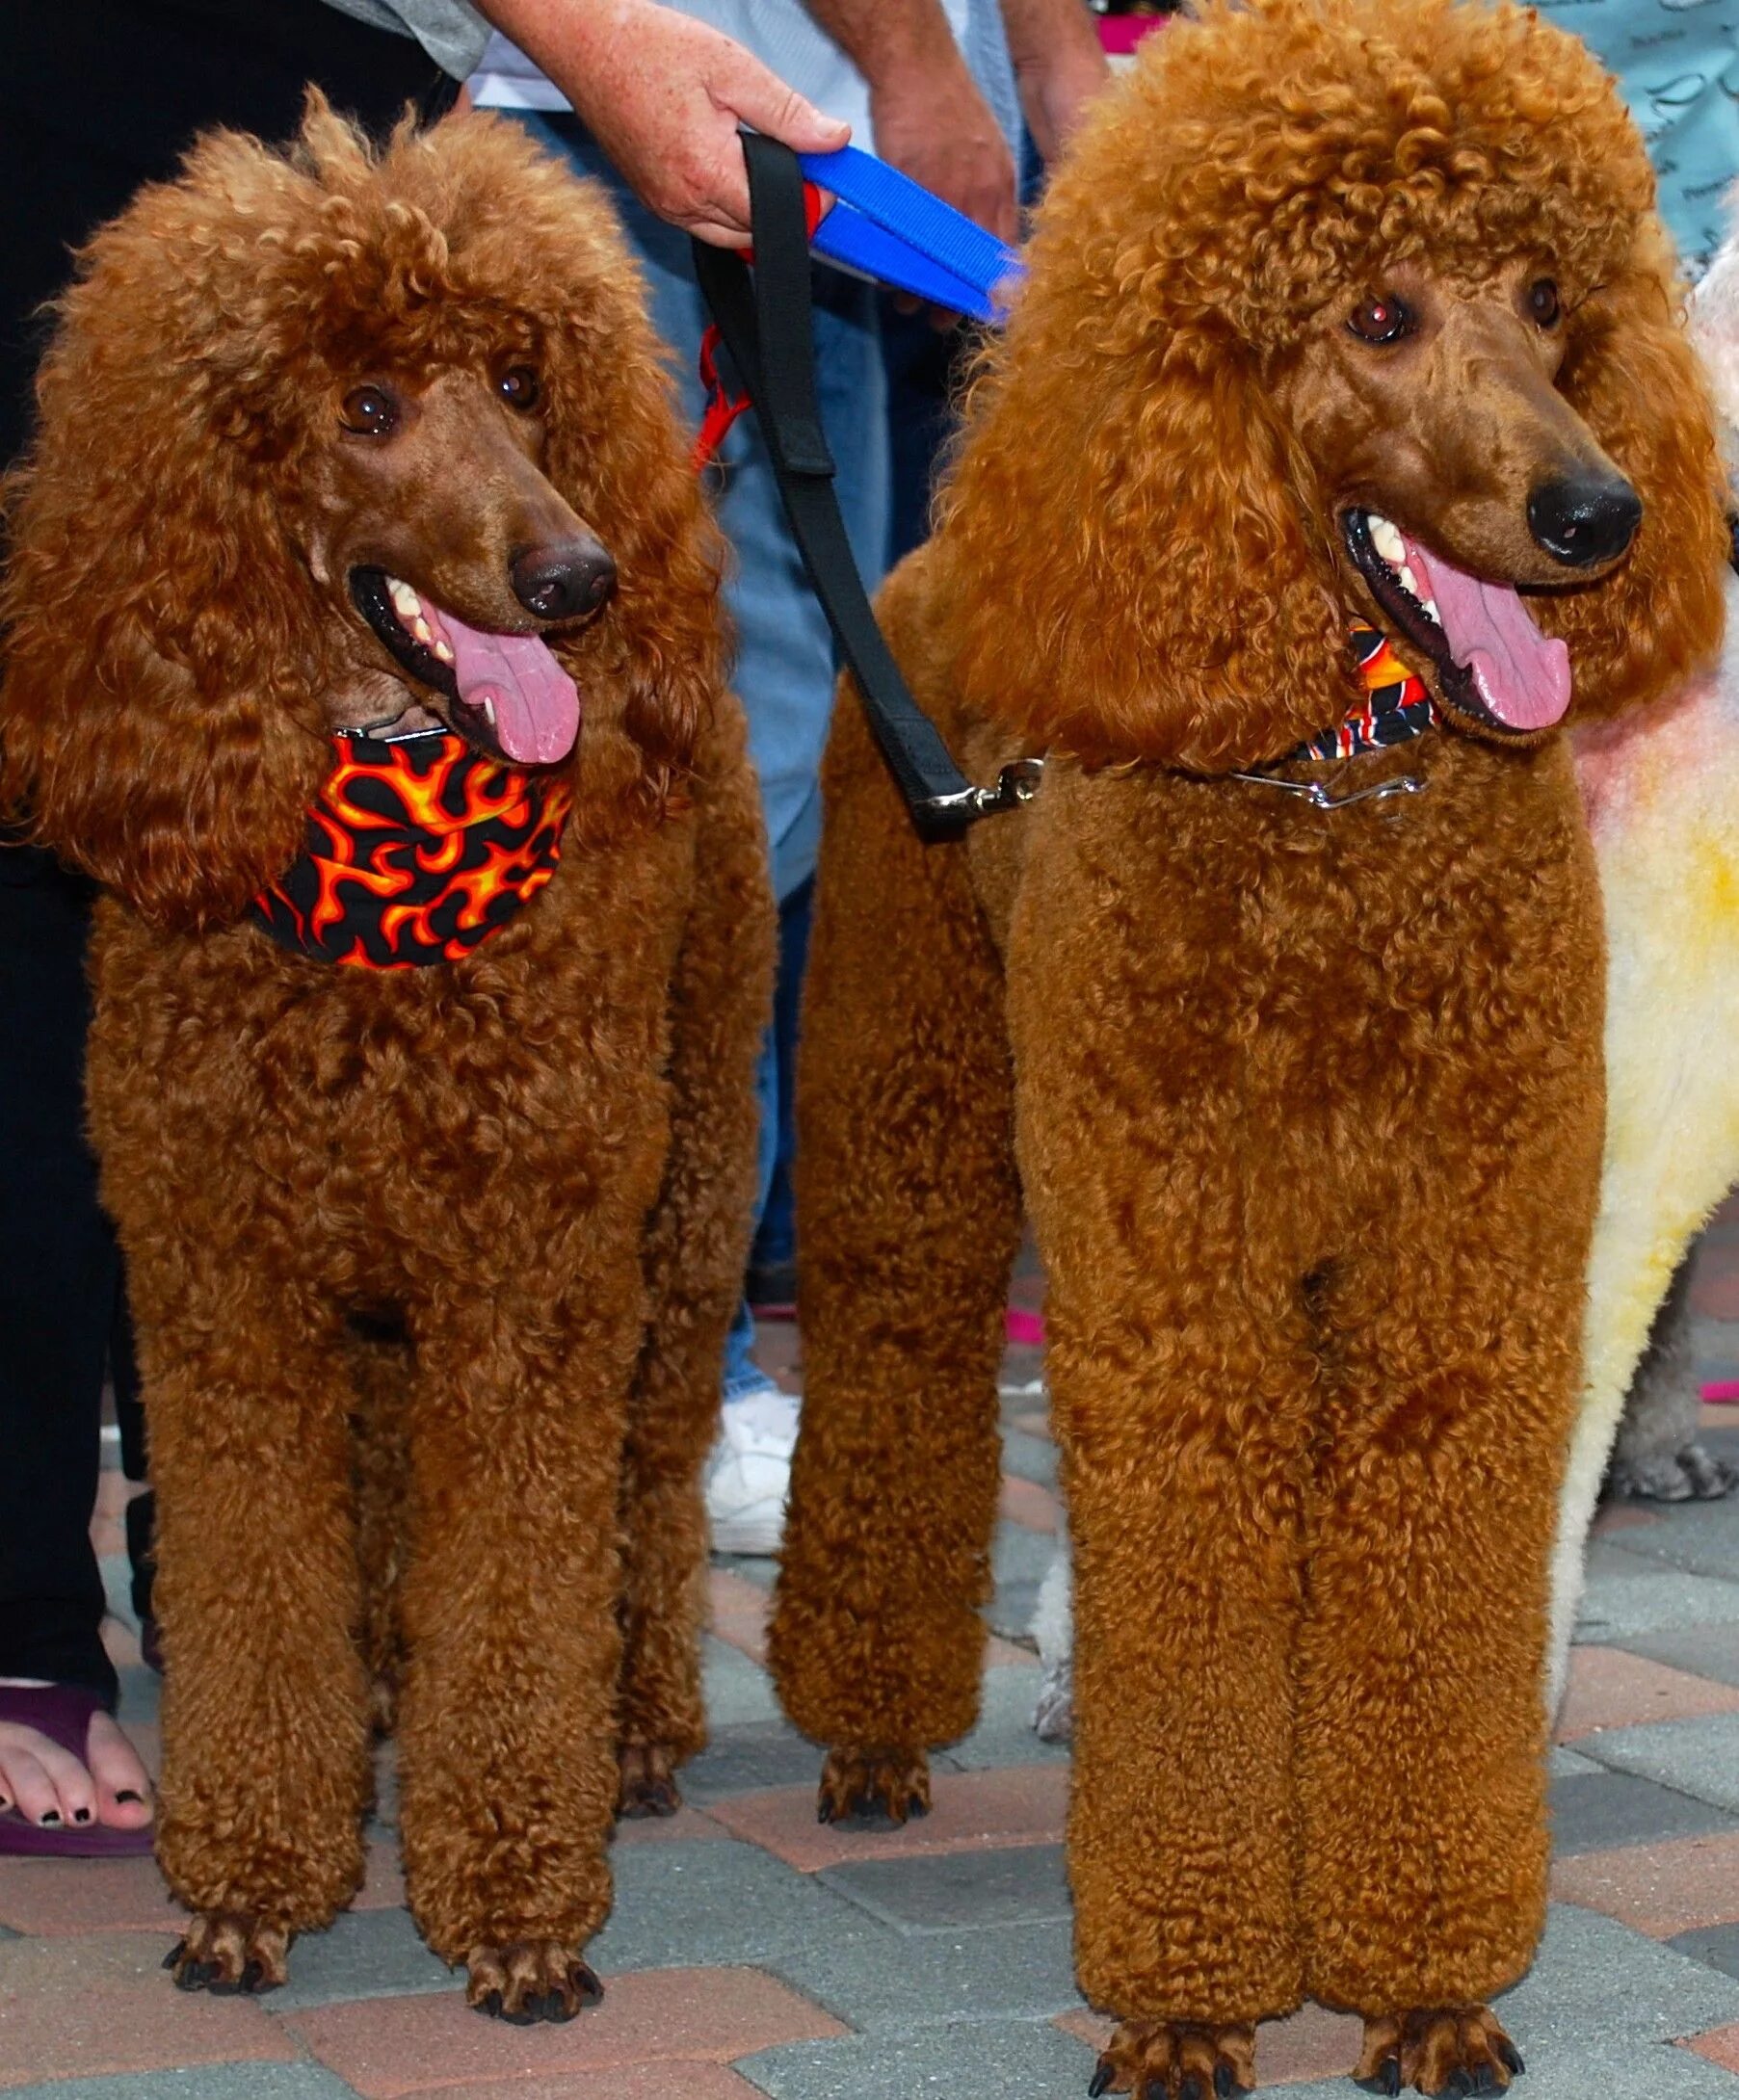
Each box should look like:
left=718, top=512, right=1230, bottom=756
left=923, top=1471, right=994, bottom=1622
left=617, top=1744, right=684, bottom=1822
left=1497, top=2044, right=1524, bottom=2078
left=466, top=1942, right=601, bottom=2023
left=1181, top=2075, right=1204, bottom=2100
left=166, top=1913, right=289, bottom=1996
left=1356, top=2008, right=1520, bottom=2096
left=817, top=1746, right=931, bottom=1828
left=1090, top=2061, right=1116, bottom=2099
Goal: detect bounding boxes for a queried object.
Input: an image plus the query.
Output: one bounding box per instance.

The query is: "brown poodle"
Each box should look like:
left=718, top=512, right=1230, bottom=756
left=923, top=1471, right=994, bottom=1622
left=767, top=2, right=1727, bottom=2092
left=0, top=106, right=772, bottom=2019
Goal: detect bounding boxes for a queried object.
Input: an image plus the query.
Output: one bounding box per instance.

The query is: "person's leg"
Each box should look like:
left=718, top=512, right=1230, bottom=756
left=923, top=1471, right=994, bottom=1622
left=748, top=876, right=814, bottom=1303
left=514, top=110, right=890, bottom=1548
left=0, top=0, right=455, bottom=1841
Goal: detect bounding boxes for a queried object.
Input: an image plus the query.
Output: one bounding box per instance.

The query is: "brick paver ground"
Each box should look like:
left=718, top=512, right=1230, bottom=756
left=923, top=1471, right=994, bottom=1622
left=6, top=1219, right=1739, bottom=2098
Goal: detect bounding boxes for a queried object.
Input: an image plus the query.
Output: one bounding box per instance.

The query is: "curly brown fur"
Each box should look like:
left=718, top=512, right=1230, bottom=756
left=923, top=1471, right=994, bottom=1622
left=2, top=104, right=773, bottom=2008
left=771, top=0, right=1725, bottom=2085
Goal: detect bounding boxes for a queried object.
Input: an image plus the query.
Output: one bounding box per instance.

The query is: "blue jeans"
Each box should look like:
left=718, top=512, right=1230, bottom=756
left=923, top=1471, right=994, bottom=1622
left=510, top=113, right=891, bottom=1404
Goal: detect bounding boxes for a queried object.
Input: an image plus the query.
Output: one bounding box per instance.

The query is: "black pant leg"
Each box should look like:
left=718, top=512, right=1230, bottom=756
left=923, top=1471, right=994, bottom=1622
left=0, top=0, right=456, bottom=1702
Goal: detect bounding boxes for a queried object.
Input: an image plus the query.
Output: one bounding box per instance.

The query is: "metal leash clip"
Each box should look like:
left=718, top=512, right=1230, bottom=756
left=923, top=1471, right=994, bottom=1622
left=1229, top=770, right=1427, bottom=810
left=915, top=757, right=1047, bottom=828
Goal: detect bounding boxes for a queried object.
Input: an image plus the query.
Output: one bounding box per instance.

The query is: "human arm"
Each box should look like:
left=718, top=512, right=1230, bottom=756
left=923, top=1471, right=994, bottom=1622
left=478, top=0, right=850, bottom=245
left=800, top=0, right=1019, bottom=242
left=996, top=0, right=1108, bottom=167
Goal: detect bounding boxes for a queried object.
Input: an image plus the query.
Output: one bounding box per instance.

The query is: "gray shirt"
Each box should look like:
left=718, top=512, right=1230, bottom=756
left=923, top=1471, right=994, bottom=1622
left=319, top=0, right=492, bottom=78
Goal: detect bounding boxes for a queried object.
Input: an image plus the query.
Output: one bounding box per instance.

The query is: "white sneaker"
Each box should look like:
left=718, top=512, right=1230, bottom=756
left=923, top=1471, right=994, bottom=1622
left=705, top=1381, right=800, bottom=1556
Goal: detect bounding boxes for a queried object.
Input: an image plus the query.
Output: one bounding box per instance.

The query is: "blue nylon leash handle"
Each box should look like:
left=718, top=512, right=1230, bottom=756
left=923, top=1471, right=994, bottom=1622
left=798, top=144, right=1025, bottom=324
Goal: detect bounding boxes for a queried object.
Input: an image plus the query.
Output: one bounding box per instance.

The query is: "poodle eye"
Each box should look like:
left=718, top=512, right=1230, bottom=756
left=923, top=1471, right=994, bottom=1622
left=1348, top=294, right=1413, bottom=345
left=339, top=383, right=401, bottom=438
left=1528, top=277, right=1562, bottom=328
left=499, top=365, right=541, bottom=412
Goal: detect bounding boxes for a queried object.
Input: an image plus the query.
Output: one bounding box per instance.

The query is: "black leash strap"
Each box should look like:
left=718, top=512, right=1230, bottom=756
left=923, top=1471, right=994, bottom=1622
left=691, top=132, right=1041, bottom=843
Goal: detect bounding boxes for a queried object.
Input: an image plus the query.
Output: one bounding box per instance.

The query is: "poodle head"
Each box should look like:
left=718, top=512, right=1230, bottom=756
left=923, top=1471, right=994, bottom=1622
left=2, top=99, right=724, bottom=931
left=937, top=0, right=1727, bottom=771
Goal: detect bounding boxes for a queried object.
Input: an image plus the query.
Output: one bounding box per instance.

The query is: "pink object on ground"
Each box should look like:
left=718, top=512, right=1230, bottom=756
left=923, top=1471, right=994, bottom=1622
left=1006, top=1307, right=1046, bottom=1347
left=0, top=1682, right=154, bottom=1856
left=1701, top=1380, right=1739, bottom=1404
left=1097, top=15, right=1167, bottom=56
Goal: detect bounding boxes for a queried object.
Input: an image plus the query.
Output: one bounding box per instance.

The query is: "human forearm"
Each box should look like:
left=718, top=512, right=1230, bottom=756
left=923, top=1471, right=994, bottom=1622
left=997, top=0, right=1109, bottom=166
left=475, top=0, right=849, bottom=243
left=801, top=0, right=1017, bottom=239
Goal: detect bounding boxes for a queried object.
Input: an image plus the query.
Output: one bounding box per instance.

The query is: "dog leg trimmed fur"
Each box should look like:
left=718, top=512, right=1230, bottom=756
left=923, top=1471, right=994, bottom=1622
left=768, top=667, right=1022, bottom=1799
left=616, top=726, right=774, bottom=1816
left=143, top=1279, right=372, bottom=1988
left=392, top=1278, right=644, bottom=2013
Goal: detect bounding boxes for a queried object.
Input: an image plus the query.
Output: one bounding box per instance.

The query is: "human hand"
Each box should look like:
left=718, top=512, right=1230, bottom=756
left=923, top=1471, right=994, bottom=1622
left=868, top=45, right=1019, bottom=249
left=491, top=0, right=850, bottom=245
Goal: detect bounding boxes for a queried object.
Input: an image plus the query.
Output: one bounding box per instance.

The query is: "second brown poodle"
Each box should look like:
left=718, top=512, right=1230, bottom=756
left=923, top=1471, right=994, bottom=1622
left=1, top=108, right=772, bottom=2016
left=769, top=3, right=1726, bottom=2093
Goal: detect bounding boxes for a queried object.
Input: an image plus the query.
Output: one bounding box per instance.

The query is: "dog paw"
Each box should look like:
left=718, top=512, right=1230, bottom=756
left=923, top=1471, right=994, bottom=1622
left=817, top=1746, right=930, bottom=1826
left=617, top=1742, right=683, bottom=1820
left=164, top=1911, right=289, bottom=1995
left=1355, top=2008, right=1523, bottom=2096
left=465, top=1940, right=603, bottom=2024
left=1089, top=2018, right=1256, bottom=2099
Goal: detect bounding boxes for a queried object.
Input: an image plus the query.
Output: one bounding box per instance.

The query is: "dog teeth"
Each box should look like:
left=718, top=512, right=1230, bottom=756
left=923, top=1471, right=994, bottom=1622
left=412, top=617, right=433, bottom=643
left=480, top=696, right=496, bottom=726
left=433, top=639, right=454, bottom=664
left=387, top=577, right=421, bottom=620
left=1368, top=513, right=1406, bottom=564
left=1398, top=563, right=1421, bottom=598
left=1422, top=598, right=1442, bottom=625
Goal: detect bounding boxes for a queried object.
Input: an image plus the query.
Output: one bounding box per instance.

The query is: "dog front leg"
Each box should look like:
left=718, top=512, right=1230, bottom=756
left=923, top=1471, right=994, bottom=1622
left=143, top=1285, right=372, bottom=1993
left=393, top=1292, right=636, bottom=2023
left=616, top=738, right=773, bottom=1817
left=1296, top=1227, right=1591, bottom=2089
left=1054, top=1268, right=1315, bottom=2069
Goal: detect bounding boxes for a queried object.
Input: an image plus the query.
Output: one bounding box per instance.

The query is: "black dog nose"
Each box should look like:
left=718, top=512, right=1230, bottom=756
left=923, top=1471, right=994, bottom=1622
left=510, top=538, right=617, bottom=620
left=1526, top=473, right=1642, bottom=566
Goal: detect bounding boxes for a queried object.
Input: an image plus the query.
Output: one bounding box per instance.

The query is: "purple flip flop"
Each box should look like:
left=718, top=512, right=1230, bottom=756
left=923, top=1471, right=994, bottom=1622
left=0, top=1681, right=155, bottom=1857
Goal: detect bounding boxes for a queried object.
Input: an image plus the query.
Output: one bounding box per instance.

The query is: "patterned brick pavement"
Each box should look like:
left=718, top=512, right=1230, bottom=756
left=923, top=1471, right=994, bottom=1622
left=6, top=1226, right=1739, bottom=2099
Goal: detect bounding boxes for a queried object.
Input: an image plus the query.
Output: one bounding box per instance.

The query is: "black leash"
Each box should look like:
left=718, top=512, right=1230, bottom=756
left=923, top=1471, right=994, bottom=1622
left=691, top=132, right=1041, bottom=843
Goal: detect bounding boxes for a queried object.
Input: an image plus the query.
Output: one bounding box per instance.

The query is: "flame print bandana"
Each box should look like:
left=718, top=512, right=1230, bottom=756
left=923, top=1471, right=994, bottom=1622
left=249, top=732, right=573, bottom=969
left=1286, top=626, right=1436, bottom=763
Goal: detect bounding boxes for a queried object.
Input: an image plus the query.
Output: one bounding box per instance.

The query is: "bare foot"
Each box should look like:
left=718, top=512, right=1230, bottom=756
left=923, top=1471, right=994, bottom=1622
left=0, top=1682, right=153, bottom=1833
left=817, top=1745, right=930, bottom=1825
left=1356, top=2008, right=1523, bottom=2096
left=1091, top=2018, right=1256, bottom=2099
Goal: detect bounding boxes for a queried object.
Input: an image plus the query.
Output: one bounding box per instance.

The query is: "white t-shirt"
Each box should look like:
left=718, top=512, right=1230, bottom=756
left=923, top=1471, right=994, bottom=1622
left=468, top=1, right=1018, bottom=161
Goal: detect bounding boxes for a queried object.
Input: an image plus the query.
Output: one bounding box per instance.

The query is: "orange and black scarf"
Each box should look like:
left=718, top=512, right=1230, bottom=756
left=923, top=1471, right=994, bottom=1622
left=1286, top=626, right=1435, bottom=762
left=249, top=732, right=572, bottom=970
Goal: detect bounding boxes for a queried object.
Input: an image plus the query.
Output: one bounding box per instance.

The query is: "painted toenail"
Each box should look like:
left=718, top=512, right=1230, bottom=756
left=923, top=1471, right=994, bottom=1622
left=117, top=1790, right=144, bottom=1804
left=72, top=1807, right=92, bottom=1824
left=39, top=1811, right=61, bottom=1825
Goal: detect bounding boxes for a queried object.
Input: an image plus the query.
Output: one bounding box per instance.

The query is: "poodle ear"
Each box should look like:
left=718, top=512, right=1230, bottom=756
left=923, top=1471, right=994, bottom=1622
left=1, top=191, right=327, bottom=932
left=524, top=173, right=727, bottom=814
left=1541, top=252, right=1728, bottom=720
left=937, top=321, right=1350, bottom=771
left=543, top=350, right=726, bottom=813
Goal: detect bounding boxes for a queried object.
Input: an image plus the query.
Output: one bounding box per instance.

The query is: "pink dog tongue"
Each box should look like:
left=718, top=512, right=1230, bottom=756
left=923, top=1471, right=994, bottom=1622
left=442, top=612, right=581, bottom=767
left=1404, top=536, right=1571, bottom=731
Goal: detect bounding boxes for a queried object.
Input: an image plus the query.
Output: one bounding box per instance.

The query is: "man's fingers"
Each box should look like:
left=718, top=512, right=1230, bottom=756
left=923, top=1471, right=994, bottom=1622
left=717, top=56, right=851, bottom=154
